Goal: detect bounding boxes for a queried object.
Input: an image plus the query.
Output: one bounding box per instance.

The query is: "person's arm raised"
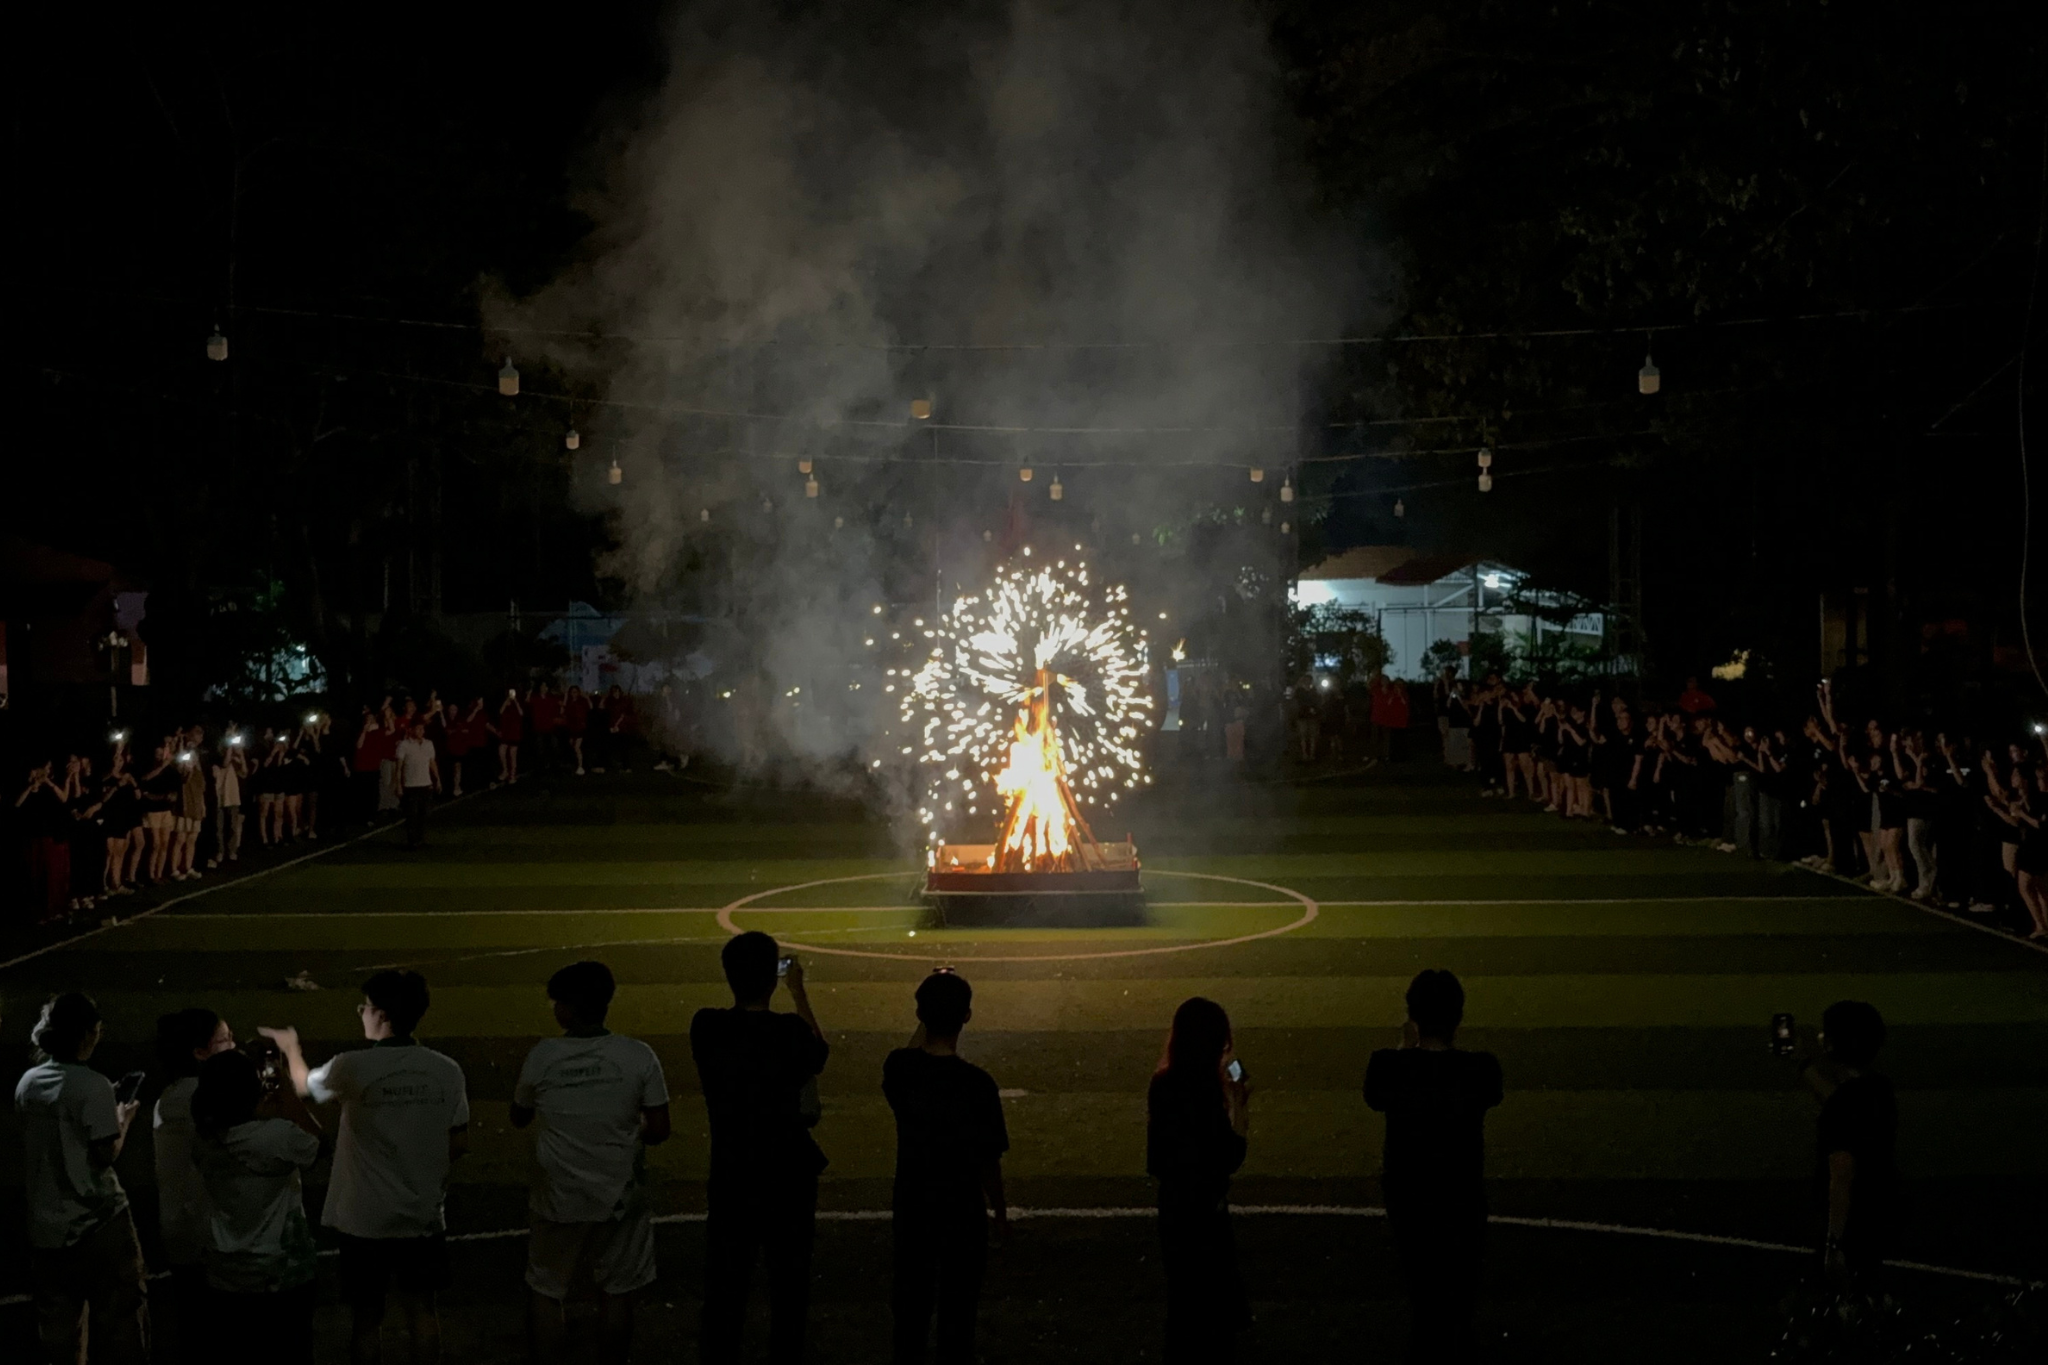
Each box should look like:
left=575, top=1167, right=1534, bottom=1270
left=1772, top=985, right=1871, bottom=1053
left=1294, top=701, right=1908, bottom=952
left=782, top=957, right=823, bottom=1040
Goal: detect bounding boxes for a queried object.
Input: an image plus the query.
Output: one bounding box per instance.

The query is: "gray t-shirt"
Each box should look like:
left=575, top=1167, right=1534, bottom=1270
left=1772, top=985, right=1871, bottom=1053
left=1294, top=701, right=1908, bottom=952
left=13, top=1060, right=127, bottom=1249
left=194, top=1117, right=321, bottom=1293
left=154, top=1076, right=208, bottom=1265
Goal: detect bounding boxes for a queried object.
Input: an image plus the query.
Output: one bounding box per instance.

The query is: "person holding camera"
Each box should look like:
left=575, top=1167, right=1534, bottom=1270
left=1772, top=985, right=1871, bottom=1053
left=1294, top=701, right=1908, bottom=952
left=189, top=1043, right=323, bottom=1362
left=511, top=961, right=670, bottom=1365
left=14, top=993, right=151, bottom=1364
left=1147, top=996, right=1251, bottom=1365
left=1800, top=1001, right=1899, bottom=1287
left=691, top=932, right=830, bottom=1365
left=884, top=969, right=1010, bottom=1365
left=258, top=969, right=468, bottom=1365
left=1365, top=970, right=1503, bottom=1365
left=154, top=1007, right=238, bottom=1362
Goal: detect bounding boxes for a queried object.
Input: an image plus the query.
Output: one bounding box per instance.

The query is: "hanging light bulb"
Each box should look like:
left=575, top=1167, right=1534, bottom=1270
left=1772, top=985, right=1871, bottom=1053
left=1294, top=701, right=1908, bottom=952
left=1019, top=466, right=1033, bottom=483
left=805, top=475, right=819, bottom=499
left=1279, top=476, right=1295, bottom=503
left=1478, top=470, right=1494, bottom=493
left=982, top=529, right=993, bottom=543
left=910, top=398, right=933, bottom=420
left=206, top=325, right=229, bottom=362
left=564, top=428, right=580, bottom=451
left=700, top=508, right=711, bottom=523
left=1394, top=498, right=1406, bottom=518
left=1261, top=506, right=1272, bottom=525
left=1249, top=467, right=1265, bottom=483
left=834, top=515, right=844, bottom=529
left=1280, top=521, right=1292, bottom=535
left=1049, top=472, right=1064, bottom=501
left=798, top=458, right=813, bottom=475
left=1638, top=352, right=1661, bottom=395
left=498, top=358, right=520, bottom=397
left=903, top=511, right=914, bottom=528
left=607, top=459, right=622, bottom=486
left=1477, top=450, right=1493, bottom=469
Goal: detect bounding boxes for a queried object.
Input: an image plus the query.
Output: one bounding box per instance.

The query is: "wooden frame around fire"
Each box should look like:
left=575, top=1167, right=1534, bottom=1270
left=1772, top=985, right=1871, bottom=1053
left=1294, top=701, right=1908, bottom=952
left=922, top=839, right=1145, bottom=927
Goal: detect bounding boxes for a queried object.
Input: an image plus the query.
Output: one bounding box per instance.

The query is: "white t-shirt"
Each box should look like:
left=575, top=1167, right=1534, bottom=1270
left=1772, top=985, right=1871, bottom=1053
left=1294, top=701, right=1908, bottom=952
left=12, top=1060, right=127, bottom=1249
left=154, top=1076, right=209, bottom=1265
left=193, top=1117, right=320, bottom=1293
left=395, top=737, right=436, bottom=789
left=514, top=1031, right=668, bottom=1223
left=308, top=1041, right=470, bottom=1239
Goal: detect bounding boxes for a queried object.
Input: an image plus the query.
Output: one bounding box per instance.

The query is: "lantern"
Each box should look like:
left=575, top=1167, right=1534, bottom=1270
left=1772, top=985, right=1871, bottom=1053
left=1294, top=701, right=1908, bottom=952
left=1049, top=473, right=1064, bottom=501
left=805, top=475, right=819, bottom=499
left=700, top=508, right=711, bottom=523
left=498, top=358, right=519, bottom=397
left=607, top=459, right=622, bottom=486
left=1280, top=521, right=1292, bottom=535
left=1477, top=450, right=1493, bottom=469
left=1249, top=467, right=1264, bottom=483
left=564, top=428, right=580, bottom=451
left=206, top=327, right=229, bottom=362
left=1478, top=471, right=1494, bottom=492
left=1019, top=466, right=1033, bottom=483
left=834, top=515, right=844, bottom=529
left=798, top=458, right=813, bottom=475
left=1638, top=353, right=1661, bottom=395
left=982, top=529, right=993, bottom=543
left=1394, top=498, right=1406, bottom=518
left=1261, top=506, right=1272, bottom=525
left=910, top=398, right=933, bottom=420
left=1279, top=476, right=1295, bottom=503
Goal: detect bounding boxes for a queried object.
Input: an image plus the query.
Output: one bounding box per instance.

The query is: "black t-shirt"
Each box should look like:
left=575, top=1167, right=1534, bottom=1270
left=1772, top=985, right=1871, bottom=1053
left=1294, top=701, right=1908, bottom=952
left=1146, top=1070, right=1247, bottom=1213
left=141, top=765, right=182, bottom=809
left=1815, top=1073, right=1898, bottom=1244
left=882, top=1049, right=1008, bottom=1212
left=689, top=1007, right=830, bottom=1182
left=1364, top=1047, right=1503, bottom=1207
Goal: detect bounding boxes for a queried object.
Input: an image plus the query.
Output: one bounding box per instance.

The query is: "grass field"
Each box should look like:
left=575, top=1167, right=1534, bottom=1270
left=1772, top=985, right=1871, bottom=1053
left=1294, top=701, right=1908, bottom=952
left=4, top=765, right=2044, bottom=1362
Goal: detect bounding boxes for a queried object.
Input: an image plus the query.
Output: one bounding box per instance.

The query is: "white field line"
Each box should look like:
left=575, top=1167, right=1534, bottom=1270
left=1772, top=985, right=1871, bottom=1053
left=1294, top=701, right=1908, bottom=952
left=1807, top=865, right=2048, bottom=959
left=0, top=805, right=466, bottom=972
left=0, top=1204, right=2031, bottom=1309
left=160, top=893, right=1873, bottom=921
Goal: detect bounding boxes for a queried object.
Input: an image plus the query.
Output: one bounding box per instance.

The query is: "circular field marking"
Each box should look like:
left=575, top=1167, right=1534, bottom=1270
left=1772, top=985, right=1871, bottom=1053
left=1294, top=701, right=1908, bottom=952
left=716, top=869, right=1317, bottom=964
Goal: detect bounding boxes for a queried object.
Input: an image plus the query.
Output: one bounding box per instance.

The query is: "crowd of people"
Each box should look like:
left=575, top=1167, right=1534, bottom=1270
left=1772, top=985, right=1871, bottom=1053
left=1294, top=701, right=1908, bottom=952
left=9, top=682, right=659, bottom=927
left=1435, top=670, right=2048, bottom=941
left=14, top=938, right=1896, bottom=1365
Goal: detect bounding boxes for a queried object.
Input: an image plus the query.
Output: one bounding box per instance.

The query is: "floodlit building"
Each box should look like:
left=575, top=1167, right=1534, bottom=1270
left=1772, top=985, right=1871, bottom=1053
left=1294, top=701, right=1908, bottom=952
left=1291, top=546, right=1606, bottom=679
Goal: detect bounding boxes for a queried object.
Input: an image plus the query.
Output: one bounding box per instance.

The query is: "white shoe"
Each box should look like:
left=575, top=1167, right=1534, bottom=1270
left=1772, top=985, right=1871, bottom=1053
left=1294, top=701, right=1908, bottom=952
left=576, top=767, right=586, bottom=776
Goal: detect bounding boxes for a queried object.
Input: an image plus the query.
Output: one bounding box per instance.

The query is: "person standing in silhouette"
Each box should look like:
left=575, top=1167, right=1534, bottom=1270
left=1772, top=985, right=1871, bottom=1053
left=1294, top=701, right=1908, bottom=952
left=1365, top=970, right=1503, bottom=1364
left=692, top=932, right=829, bottom=1365
left=884, top=969, right=1009, bottom=1364
left=1147, top=996, right=1252, bottom=1364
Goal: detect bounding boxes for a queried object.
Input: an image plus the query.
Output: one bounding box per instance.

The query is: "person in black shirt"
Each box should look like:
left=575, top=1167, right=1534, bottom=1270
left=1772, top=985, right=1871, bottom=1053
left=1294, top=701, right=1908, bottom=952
left=1146, top=996, right=1251, bottom=1364
left=1365, top=970, right=1503, bottom=1365
left=690, top=931, right=830, bottom=1365
left=883, top=970, right=1008, bottom=1365
left=1802, top=1001, right=1898, bottom=1285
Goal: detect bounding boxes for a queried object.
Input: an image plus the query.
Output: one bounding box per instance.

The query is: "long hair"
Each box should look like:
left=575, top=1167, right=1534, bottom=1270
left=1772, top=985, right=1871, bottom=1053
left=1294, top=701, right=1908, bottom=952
left=1157, top=996, right=1232, bottom=1083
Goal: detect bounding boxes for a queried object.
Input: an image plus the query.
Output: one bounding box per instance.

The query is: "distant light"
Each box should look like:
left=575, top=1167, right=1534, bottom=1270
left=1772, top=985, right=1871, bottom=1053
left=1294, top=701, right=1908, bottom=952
left=1478, top=471, right=1494, bottom=493
left=1261, top=507, right=1272, bottom=525
left=1477, top=450, right=1493, bottom=469
left=903, top=512, right=914, bottom=528
left=1279, top=476, right=1295, bottom=503
left=1249, top=467, right=1264, bottom=483
left=1019, top=466, right=1033, bottom=483
left=1394, top=499, right=1405, bottom=518
left=833, top=515, right=844, bottom=528
left=700, top=507, right=711, bottom=522
left=762, top=496, right=774, bottom=513
left=1639, top=353, right=1661, bottom=395
left=1483, top=572, right=1505, bottom=590
left=805, top=475, right=819, bottom=499
left=911, top=398, right=933, bottom=420
left=1281, top=521, right=1292, bottom=534
left=206, top=326, right=228, bottom=362
left=498, top=358, right=520, bottom=397
left=1049, top=473, right=1063, bottom=501
left=564, top=428, right=580, bottom=451
left=607, top=459, right=623, bottom=486
left=873, top=604, right=884, bottom=615
left=1131, top=532, right=1141, bottom=544
left=983, top=529, right=993, bottom=543
left=798, top=458, right=813, bottom=475
left=1159, top=612, right=1168, bottom=620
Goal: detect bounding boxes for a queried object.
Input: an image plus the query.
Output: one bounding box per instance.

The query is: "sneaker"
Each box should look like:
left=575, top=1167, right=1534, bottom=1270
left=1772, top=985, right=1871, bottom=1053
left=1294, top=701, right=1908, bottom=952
left=207, top=858, right=221, bottom=869
left=575, top=767, right=586, bottom=776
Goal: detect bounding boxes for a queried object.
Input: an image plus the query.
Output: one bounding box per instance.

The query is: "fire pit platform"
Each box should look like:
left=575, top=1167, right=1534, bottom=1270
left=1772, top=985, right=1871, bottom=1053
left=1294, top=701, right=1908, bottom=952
left=923, top=842, right=1145, bottom=927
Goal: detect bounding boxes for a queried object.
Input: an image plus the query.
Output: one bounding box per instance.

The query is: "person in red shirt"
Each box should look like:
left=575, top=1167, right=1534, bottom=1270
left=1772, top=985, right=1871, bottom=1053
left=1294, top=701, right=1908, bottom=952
left=443, top=695, right=474, bottom=796
left=1677, top=677, right=1717, bottom=715
left=563, top=685, right=592, bottom=776
left=529, top=683, right=562, bottom=775
left=497, top=688, right=526, bottom=785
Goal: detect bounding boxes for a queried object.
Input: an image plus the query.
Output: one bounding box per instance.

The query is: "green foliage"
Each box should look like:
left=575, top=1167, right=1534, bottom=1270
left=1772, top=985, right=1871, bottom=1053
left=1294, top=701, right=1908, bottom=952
left=1287, top=603, right=1390, bottom=684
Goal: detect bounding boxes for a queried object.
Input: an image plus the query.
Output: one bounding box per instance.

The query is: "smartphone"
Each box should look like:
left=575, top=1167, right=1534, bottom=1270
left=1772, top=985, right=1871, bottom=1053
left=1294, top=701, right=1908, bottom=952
left=1770, top=1013, right=1796, bottom=1058
left=114, top=1071, right=147, bottom=1105
left=1225, top=1059, right=1244, bottom=1083
left=777, top=956, right=793, bottom=978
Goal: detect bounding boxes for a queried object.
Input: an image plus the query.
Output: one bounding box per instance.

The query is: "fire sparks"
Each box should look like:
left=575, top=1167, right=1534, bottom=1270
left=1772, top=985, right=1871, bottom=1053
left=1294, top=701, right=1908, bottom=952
left=904, top=557, right=1153, bottom=849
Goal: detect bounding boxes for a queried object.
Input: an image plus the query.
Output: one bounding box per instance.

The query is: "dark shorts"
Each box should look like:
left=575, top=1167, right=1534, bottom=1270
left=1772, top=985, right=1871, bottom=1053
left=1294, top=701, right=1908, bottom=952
left=336, top=1231, right=451, bottom=1304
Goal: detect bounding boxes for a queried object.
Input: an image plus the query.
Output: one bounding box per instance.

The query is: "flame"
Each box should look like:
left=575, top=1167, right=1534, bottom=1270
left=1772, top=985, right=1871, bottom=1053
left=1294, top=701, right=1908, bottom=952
left=990, top=672, right=1089, bottom=872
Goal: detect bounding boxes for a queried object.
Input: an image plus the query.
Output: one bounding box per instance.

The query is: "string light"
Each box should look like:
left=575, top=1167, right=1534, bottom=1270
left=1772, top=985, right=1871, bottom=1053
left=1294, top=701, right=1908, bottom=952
left=1261, top=507, right=1272, bottom=525
left=1049, top=472, right=1064, bottom=501
left=1019, top=465, right=1033, bottom=483
left=564, top=428, right=580, bottom=450
left=911, top=398, right=933, bottom=420
left=1280, top=476, right=1295, bottom=503
left=805, top=474, right=819, bottom=498
left=762, top=496, right=775, bottom=513
left=1394, top=498, right=1406, bottom=517
left=206, top=326, right=228, bottom=362
left=700, top=508, right=711, bottom=522
left=798, top=458, right=813, bottom=474
left=1249, top=467, right=1264, bottom=483
left=1477, top=450, right=1493, bottom=469
left=834, top=515, right=844, bottom=528
left=607, top=459, right=622, bottom=485
left=497, top=358, right=519, bottom=397
left=1639, top=352, right=1661, bottom=395
left=903, top=511, right=914, bottom=528
left=1478, top=470, right=1494, bottom=492
left=1280, top=521, right=1292, bottom=534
